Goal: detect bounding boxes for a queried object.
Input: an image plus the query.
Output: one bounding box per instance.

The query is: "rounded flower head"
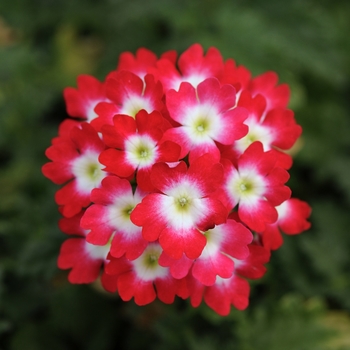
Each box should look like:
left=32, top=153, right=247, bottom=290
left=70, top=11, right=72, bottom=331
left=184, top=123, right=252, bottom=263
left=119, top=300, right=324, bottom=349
left=43, top=43, right=310, bottom=316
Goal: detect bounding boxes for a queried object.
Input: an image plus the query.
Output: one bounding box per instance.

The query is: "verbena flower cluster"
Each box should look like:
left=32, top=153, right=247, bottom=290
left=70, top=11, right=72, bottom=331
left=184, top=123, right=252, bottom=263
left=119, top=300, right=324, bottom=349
left=42, top=44, right=311, bottom=316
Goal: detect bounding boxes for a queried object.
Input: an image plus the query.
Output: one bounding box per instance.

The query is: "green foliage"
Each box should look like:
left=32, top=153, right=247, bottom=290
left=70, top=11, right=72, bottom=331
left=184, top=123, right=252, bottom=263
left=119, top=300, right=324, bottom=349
left=237, top=295, right=334, bottom=350
left=1, top=0, right=350, bottom=349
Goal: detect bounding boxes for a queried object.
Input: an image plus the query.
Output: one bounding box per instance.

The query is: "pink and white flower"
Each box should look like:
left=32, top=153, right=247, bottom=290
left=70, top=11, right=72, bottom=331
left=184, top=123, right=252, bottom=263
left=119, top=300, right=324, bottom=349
left=259, top=198, right=312, bottom=250
left=130, top=154, right=228, bottom=259
left=230, top=90, right=302, bottom=169
left=102, top=242, right=188, bottom=305
left=159, top=219, right=253, bottom=285
left=163, top=77, right=248, bottom=161
left=57, top=212, right=110, bottom=284
left=187, top=272, right=251, bottom=316
left=152, top=43, right=224, bottom=92
left=42, top=123, right=107, bottom=217
left=233, top=243, right=271, bottom=280
left=63, top=75, right=109, bottom=123
left=223, top=141, right=291, bottom=231
left=80, top=175, right=148, bottom=260
left=99, top=110, right=181, bottom=191
left=248, top=71, right=291, bottom=114
left=186, top=242, right=270, bottom=315
left=90, top=71, right=164, bottom=131
left=116, top=47, right=158, bottom=78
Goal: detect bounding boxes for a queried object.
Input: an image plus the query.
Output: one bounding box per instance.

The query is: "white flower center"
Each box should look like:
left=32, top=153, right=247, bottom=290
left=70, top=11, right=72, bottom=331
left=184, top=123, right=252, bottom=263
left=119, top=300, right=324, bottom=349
left=240, top=183, right=247, bottom=191
left=160, top=179, right=206, bottom=230
left=276, top=200, right=290, bottom=220
left=125, top=134, right=158, bottom=168
left=178, top=197, right=188, bottom=207
left=71, top=151, right=105, bottom=193
left=184, top=104, right=219, bottom=143
left=214, top=275, right=231, bottom=286
left=200, top=226, right=223, bottom=259
left=85, top=240, right=110, bottom=260
left=107, top=193, right=141, bottom=236
left=235, top=119, right=273, bottom=154
left=132, top=243, right=168, bottom=281
left=85, top=101, right=101, bottom=122
left=120, top=95, right=152, bottom=118
left=172, top=73, right=208, bottom=91
left=227, top=168, right=266, bottom=205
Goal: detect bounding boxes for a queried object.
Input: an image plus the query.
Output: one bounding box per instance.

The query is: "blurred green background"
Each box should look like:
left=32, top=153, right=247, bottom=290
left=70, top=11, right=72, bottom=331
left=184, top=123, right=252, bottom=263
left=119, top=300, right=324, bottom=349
left=1, top=0, right=350, bottom=349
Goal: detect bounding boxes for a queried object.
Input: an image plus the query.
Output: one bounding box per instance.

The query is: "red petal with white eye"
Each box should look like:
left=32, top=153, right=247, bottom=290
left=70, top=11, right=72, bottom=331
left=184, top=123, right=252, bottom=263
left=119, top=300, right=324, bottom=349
left=164, top=78, right=248, bottom=162
left=63, top=75, right=109, bottom=122
left=57, top=238, right=109, bottom=284
left=81, top=176, right=148, bottom=259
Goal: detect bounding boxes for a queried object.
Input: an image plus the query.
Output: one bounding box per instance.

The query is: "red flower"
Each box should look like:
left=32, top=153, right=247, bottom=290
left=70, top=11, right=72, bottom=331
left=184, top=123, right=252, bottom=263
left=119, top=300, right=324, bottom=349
left=260, top=198, right=312, bottom=250
left=187, top=272, right=250, bottom=316
left=99, top=110, right=181, bottom=191
left=102, top=243, right=188, bottom=305
left=130, top=154, right=228, bottom=259
left=223, top=141, right=291, bottom=231
left=116, top=47, right=158, bottom=78
left=81, top=175, right=148, bottom=260
left=91, top=71, right=165, bottom=131
left=233, top=90, right=302, bottom=169
left=159, top=219, right=252, bottom=285
left=63, top=75, right=109, bottom=123
left=163, top=77, right=248, bottom=161
left=152, top=43, right=224, bottom=92
left=234, top=243, right=271, bottom=280
left=220, top=58, right=251, bottom=92
left=42, top=123, right=107, bottom=217
left=57, top=212, right=109, bottom=284
left=248, top=71, right=291, bottom=113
